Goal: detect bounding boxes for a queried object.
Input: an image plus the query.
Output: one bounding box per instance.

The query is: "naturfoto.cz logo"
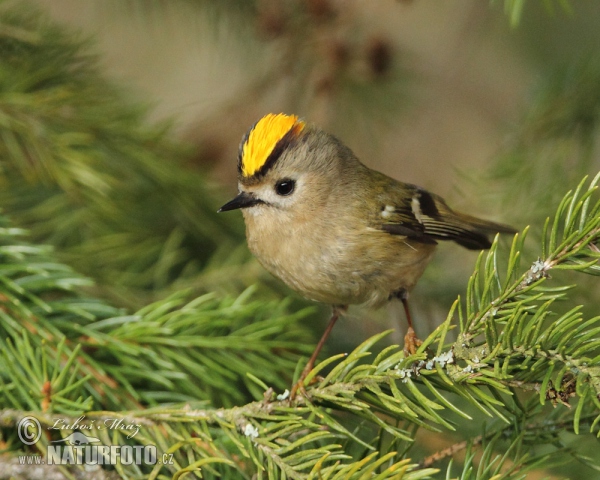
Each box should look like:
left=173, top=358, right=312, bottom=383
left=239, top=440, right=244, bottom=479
left=17, top=415, right=174, bottom=467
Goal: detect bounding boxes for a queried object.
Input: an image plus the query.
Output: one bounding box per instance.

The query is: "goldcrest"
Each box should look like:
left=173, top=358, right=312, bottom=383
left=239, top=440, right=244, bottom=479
left=219, top=113, right=515, bottom=395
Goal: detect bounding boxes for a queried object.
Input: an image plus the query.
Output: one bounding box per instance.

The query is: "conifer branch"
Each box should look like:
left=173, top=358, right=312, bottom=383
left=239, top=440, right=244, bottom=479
left=2, top=171, right=600, bottom=476
left=1, top=1, right=600, bottom=478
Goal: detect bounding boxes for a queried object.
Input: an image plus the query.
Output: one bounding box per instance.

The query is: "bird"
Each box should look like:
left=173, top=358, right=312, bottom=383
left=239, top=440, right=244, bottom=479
left=219, top=113, right=515, bottom=397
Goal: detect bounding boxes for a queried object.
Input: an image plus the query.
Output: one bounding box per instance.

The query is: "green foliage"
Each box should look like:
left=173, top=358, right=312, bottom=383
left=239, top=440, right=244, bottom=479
left=2, top=175, right=600, bottom=477
left=490, top=59, right=600, bottom=230
left=0, top=216, right=314, bottom=417
left=446, top=433, right=566, bottom=480
left=1, top=1, right=600, bottom=479
left=0, top=213, right=439, bottom=477
left=496, top=0, right=573, bottom=27
left=0, top=1, right=246, bottom=307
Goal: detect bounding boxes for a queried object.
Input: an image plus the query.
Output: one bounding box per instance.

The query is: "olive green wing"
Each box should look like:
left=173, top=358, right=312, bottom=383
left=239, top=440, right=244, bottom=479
left=378, top=184, right=516, bottom=250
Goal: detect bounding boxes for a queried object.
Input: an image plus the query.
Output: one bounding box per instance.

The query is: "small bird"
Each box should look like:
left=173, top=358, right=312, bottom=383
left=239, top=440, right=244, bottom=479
left=219, top=113, right=515, bottom=397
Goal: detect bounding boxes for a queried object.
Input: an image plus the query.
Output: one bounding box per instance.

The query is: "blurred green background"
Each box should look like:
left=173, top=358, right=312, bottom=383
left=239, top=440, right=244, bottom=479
left=29, top=0, right=600, bottom=339
left=3, top=0, right=600, bottom=477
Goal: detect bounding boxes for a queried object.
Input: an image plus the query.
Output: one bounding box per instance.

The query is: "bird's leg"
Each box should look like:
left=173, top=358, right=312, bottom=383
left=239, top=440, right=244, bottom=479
left=396, top=289, right=422, bottom=355
left=290, top=306, right=344, bottom=400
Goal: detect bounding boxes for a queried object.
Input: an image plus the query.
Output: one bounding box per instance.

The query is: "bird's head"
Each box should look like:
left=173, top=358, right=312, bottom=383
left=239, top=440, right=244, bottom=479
left=219, top=113, right=354, bottom=219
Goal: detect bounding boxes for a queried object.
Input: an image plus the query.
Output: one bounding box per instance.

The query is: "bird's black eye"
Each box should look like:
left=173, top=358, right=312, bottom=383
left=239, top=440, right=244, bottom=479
left=275, top=179, right=295, bottom=196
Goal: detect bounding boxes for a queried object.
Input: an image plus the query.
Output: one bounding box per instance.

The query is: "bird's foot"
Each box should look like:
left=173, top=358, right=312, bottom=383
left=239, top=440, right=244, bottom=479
left=289, top=361, right=313, bottom=401
left=289, top=368, right=325, bottom=400
left=289, top=380, right=306, bottom=401
left=403, top=326, right=423, bottom=356
left=289, top=306, right=344, bottom=400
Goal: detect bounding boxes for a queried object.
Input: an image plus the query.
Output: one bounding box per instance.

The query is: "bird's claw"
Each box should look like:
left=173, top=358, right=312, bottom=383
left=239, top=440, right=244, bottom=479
left=289, top=380, right=306, bottom=401
left=403, top=326, right=423, bottom=356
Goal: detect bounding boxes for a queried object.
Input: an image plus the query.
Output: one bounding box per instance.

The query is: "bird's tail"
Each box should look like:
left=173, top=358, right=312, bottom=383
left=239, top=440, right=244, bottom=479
left=447, top=212, right=517, bottom=250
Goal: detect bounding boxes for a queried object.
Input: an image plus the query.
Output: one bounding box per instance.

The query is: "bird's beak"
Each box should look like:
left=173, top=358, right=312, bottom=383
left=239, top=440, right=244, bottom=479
left=218, top=191, right=263, bottom=212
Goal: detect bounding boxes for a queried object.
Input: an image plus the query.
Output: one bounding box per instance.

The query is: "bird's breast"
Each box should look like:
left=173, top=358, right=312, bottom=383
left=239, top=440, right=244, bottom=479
left=243, top=207, right=435, bottom=307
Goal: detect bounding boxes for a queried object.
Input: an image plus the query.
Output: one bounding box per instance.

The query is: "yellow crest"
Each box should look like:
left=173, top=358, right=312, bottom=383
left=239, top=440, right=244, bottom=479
left=241, top=113, right=305, bottom=177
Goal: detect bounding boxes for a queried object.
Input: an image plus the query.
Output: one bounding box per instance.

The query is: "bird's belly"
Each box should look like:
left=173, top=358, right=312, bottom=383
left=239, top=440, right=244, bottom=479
left=247, top=221, right=435, bottom=307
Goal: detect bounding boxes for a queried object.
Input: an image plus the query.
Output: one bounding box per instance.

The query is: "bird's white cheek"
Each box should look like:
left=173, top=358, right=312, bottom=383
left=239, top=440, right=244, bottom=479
left=242, top=206, right=262, bottom=218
